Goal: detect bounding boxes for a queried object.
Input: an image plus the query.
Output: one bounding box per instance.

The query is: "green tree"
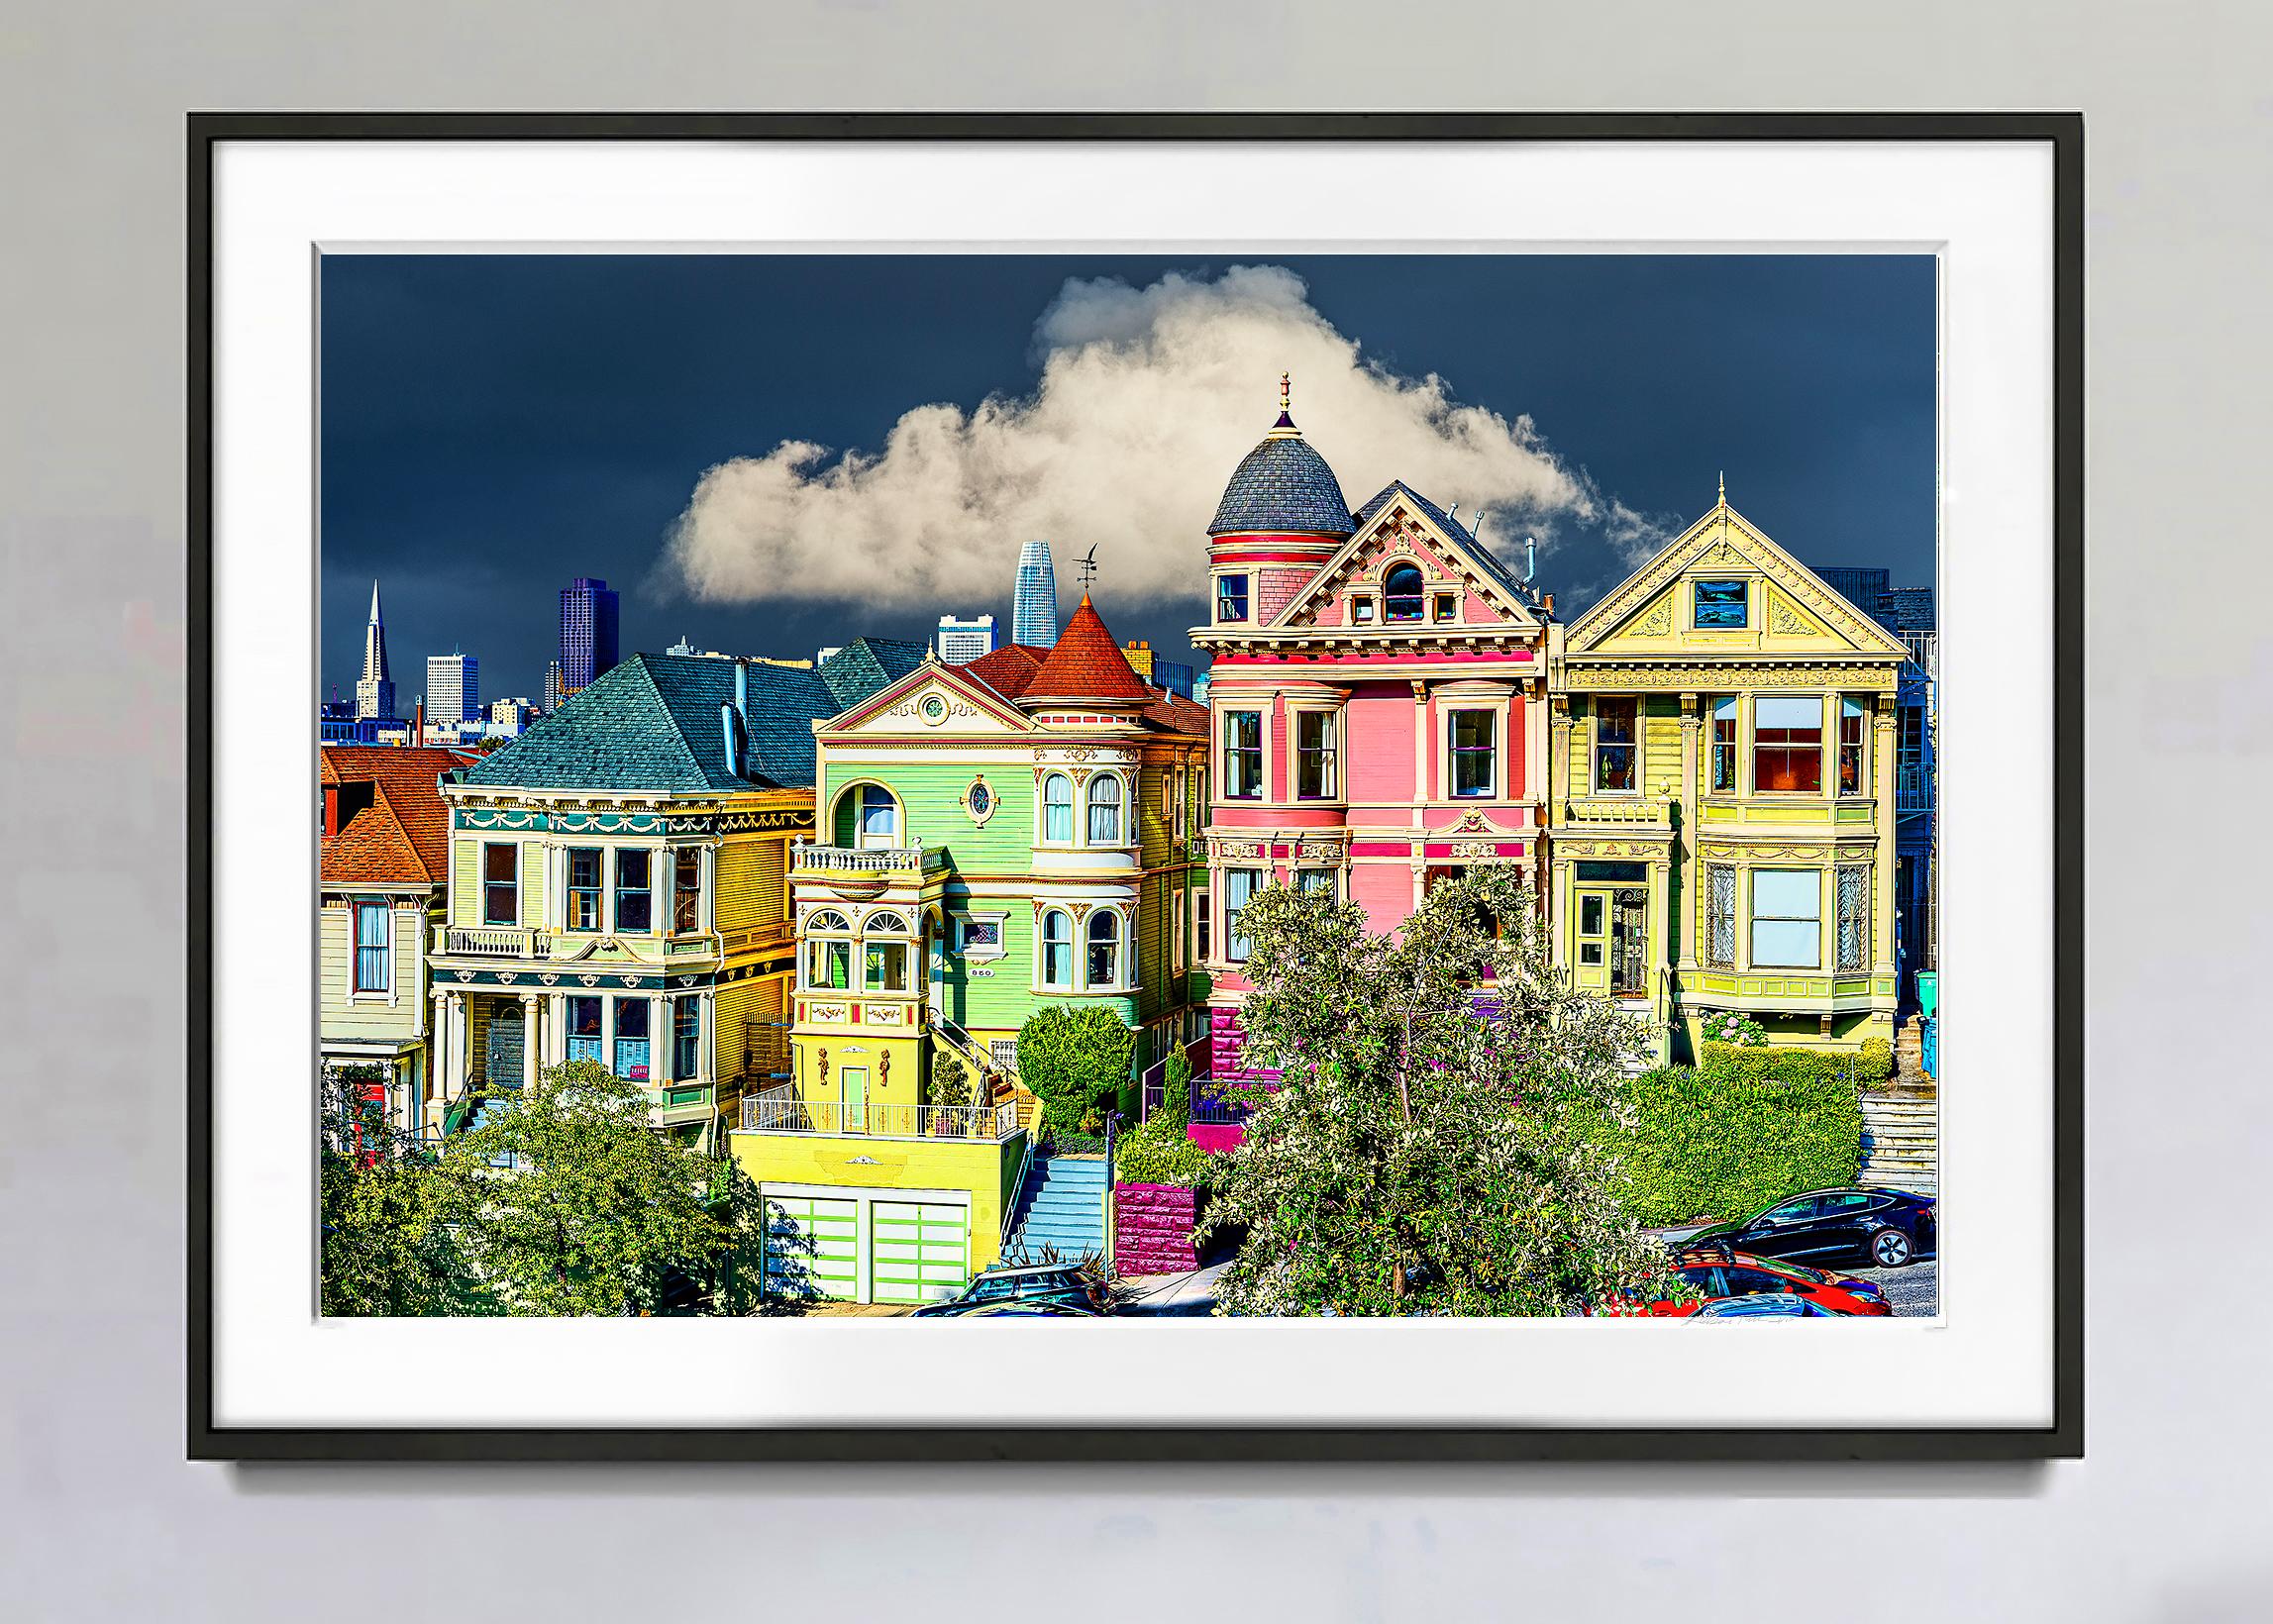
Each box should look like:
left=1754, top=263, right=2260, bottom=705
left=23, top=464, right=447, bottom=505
left=319, top=1066, right=492, bottom=1317
left=1200, top=867, right=1681, bottom=1317
left=442, top=1061, right=735, bottom=1316
left=1014, top=1004, right=1135, bottom=1137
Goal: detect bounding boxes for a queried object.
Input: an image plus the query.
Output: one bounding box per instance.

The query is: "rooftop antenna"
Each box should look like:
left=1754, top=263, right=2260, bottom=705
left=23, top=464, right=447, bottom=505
left=1076, top=544, right=1099, bottom=591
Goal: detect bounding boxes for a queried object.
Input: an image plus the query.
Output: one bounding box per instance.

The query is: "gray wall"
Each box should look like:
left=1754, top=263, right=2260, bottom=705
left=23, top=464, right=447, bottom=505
left=1, top=4, right=2261, bottom=1618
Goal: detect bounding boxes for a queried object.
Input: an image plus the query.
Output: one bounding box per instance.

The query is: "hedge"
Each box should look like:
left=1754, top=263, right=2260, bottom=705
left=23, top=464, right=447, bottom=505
left=1113, top=1110, right=1212, bottom=1188
left=1575, top=1066, right=1863, bottom=1227
left=1699, top=1040, right=1884, bottom=1087
left=1016, top=1004, right=1136, bottom=1136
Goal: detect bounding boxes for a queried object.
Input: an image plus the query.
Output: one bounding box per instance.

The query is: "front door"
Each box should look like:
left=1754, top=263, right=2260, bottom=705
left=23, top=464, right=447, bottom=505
left=1573, top=888, right=1612, bottom=997
left=1610, top=887, right=1650, bottom=998
left=839, top=1065, right=868, bottom=1135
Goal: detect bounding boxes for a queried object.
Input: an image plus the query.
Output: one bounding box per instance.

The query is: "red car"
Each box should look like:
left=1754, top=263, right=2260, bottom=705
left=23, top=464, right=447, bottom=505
left=1643, top=1250, right=1892, bottom=1317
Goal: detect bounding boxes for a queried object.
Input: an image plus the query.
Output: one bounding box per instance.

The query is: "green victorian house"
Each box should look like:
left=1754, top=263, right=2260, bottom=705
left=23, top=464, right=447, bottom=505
left=729, top=594, right=1210, bottom=1303
left=425, top=640, right=924, bottom=1152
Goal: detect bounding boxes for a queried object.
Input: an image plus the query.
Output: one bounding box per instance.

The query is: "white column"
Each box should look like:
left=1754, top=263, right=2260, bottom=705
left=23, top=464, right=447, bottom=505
left=1678, top=697, right=1702, bottom=973
left=520, top=993, right=540, bottom=1089
left=429, top=989, right=450, bottom=1104
left=651, top=993, right=672, bottom=1085
left=699, top=989, right=717, bottom=1084
left=547, top=992, right=567, bottom=1066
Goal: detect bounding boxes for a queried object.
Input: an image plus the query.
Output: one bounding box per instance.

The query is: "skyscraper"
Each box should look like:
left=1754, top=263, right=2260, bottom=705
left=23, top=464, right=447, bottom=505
left=426, top=652, right=478, bottom=725
left=1012, top=541, right=1059, bottom=649
left=559, top=577, right=620, bottom=695
left=935, top=613, right=998, bottom=665
left=354, top=579, right=396, bottom=721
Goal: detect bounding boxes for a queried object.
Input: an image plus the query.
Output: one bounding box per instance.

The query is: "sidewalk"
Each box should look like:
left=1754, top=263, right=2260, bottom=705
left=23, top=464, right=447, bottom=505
left=1117, top=1260, right=1228, bottom=1316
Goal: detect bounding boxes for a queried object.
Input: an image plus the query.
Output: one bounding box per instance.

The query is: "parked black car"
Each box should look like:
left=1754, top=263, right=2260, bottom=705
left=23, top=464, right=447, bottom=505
left=1686, top=1188, right=1936, bottom=1269
left=908, top=1263, right=1104, bottom=1318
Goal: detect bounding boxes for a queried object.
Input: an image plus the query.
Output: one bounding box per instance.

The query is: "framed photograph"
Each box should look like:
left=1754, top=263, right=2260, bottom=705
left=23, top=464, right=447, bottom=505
left=190, top=113, right=2081, bottom=1461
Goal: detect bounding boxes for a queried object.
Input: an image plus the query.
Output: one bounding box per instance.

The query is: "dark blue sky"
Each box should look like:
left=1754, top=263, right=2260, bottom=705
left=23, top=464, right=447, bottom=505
left=320, top=254, right=1934, bottom=706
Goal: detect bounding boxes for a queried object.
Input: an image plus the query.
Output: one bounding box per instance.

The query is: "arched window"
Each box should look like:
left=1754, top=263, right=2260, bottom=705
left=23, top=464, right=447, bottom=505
left=863, top=910, right=911, bottom=993
left=1085, top=909, right=1121, bottom=988
left=1385, top=562, right=1426, bottom=622
left=1085, top=772, right=1123, bottom=844
left=1041, top=910, right=1073, bottom=988
left=1043, top=773, right=1074, bottom=843
left=803, top=909, right=854, bottom=990
left=856, top=784, right=900, bottom=850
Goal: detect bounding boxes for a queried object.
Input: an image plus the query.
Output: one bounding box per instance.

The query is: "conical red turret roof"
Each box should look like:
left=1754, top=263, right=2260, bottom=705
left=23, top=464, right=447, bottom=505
left=1019, top=593, right=1153, bottom=705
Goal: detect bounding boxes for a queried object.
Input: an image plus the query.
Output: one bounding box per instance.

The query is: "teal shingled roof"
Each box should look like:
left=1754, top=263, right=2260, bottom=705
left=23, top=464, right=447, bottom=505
left=461, top=650, right=909, bottom=794
left=817, top=637, right=930, bottom=710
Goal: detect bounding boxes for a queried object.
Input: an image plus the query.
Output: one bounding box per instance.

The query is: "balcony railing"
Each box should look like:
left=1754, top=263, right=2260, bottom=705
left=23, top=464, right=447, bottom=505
left=1190, top=1078, right=1273, bottom=1126
left=738, top=1084, right=1020, bottom=1142
left=1563, top=796, right=1673, bottom=827
left=1895, top=764, right=1934, bottom=813
left=789, top=839, right=941, bottom=875
left=437, top=925, right=548, bottom=958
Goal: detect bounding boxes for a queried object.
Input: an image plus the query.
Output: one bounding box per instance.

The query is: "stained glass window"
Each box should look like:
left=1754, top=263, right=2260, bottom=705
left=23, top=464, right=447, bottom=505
left=1837, top=867, right=1871, bottom=971
left=1706, top=864, right=1736, bottom=968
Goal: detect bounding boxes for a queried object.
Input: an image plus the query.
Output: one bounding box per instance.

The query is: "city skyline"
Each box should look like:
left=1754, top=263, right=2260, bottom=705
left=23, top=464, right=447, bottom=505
left=319, top=254, right=1935, bottom=703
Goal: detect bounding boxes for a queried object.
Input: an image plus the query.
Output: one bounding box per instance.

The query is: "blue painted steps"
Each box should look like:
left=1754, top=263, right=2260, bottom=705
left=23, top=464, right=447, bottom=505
left=1003, top=1154, right=1109, bottom=1263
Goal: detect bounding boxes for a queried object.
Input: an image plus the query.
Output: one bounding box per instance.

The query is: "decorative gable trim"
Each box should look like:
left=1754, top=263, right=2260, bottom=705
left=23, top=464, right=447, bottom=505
left=1269, top=496, right=1542, bottom=633
left=823, top=661, right=1036, bottom=737
left=1567, top=500, right=1909, bottom=658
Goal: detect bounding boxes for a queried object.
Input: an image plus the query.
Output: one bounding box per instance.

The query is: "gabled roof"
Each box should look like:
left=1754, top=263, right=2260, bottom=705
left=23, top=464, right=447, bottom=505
left=1138, top=687, right=1210, bottom=740
left=460, top=652, right=895, bottom=794
left=1268, top=480, right=1544, bottom=632
left=1020, top=594, right=1153, bottom=704
left=823, top=655, right=1039, bottom=736
left=818, top=637, right=930, bottom=710
left=321, top=746, right=474, bottom=886
left=1565, top=494, right=1911, bottom=658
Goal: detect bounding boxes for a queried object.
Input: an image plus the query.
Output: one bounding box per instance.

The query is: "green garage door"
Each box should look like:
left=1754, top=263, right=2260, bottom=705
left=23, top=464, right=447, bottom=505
left=766, top=1195, right=859, bottom=1300
left=870, top=1201, right=971, bottom=1306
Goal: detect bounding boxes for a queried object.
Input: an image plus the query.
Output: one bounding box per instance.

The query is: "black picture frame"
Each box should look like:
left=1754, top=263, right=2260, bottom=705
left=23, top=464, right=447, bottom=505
left=189, top=111, right=2083, bottom=1463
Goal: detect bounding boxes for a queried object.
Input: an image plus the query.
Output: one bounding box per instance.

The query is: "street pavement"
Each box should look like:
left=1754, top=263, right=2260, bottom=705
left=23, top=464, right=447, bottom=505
left=1847, top=1256, right=1938, bottom=1317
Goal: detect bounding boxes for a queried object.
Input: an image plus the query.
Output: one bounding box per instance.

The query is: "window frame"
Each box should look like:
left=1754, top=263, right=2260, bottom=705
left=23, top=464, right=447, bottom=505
left=1039, top=908, right=1074, bottom=989
left=1084, top=908, right=1122, bottom=989
left=1085, top=771, right=1125, bottom=846
left=1221, top=866, right=1263, bottom=964
left=1749, top=866, right=1825, bottom=970
left=1693, top=577, right=1750, bottom=630
left=612, top=847, right=654, bottom=935
left=1042, top=771, right=1076, bottom=843
left=1384, top=562, right=1426, bottom=623
left=1292, top=707, right=1338, bottom=800
left=1193, top=886, right=1211, bottom=965
left=612, top=995, right=651, bottom=1082
left=954, top=911, right=1007, bottom=962
left=1752, top=694, right=1826, bottom=796
left=1215, top=572, right=1250, bottom=624
left=1221, top=709, right=1265, bottom=801
left=1835, top=864, right=1872, bottom=972
left=1446, top=707, right=1499, bottom=799
left=1432, top=590, right=1459, bottom=624
left=566, top=994, right=604, bottom=1066
left=672, top=996, right=700, bottom=1080
left=352, top=901, right=391, bottom=994
left=801, top=908, right=856, bottom=992
left=480, top=841, right=518, bottom=926
left=672, top=845, right=701, bottom=933
left=1838, top=699, right=1868, bottom=796
left=853, top=782, right=901, bottom=851
left=1293, top=866, right=1338, bottom=902
left=565, top=846, right=603, bottom=932
left=1709, top=697, right=1738, bottom=793
left=1592, top=696, right=1640, bottom=795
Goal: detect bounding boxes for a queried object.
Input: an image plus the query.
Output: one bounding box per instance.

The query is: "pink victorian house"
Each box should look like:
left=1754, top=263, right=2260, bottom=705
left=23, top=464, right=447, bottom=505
left=1190, top=389, right=1554, bottom=1106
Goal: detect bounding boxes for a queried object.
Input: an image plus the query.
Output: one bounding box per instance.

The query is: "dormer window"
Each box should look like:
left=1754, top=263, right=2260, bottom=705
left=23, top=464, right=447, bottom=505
left=1217, top=574, right=1250, bottom=623
left=1385, top=563, right=1426, bottom=622
left=1695, top=578, right=1748, bottom=629
left=1432, top=592, right=1458, bottom=623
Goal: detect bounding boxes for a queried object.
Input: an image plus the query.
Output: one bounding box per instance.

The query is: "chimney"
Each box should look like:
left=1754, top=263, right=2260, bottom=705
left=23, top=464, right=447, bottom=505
left=412, top=700, right=424, bottom=746
left=1543, top=593, right=1555, bottom=616
left=323, top=783, right=340, bottom=840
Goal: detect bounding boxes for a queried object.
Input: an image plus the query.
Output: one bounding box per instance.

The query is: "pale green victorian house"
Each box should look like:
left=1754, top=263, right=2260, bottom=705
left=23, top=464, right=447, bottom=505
left=729, top=594, right=1210, bottom=1302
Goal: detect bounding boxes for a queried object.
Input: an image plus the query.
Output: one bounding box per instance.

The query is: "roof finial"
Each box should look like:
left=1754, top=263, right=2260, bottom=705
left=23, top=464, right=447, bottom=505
left=1076, top=544, right=1099, bottom=591
left=1718, top=469, right=1726, bottom=506
left=1281, top=370, right=1291, bottom=413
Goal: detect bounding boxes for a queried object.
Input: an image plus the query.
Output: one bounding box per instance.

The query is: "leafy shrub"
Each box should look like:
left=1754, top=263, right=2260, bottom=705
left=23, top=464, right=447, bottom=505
left=1699, top=1041, right=1853, bottom=1086
left=1702, top=1009, right=1769, bottom=1047
left=1855, top=1036, right=1895, bottom=1085
left=927, top=1050, right=972, bottom=1110
left=1016, top=1004, right=1135, bottom=1137
left=1114, top=1109, right=1212, bottom=1187
left=1571, top=1066, right=1863, bottom=1227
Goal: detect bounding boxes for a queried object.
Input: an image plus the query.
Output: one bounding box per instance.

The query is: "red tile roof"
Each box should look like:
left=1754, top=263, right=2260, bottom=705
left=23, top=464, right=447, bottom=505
left=961, top=643, right=1050, bottom=703
left=320, top=746, right=475, bottom=887
left=1020, top=594, right=1153, bottom=704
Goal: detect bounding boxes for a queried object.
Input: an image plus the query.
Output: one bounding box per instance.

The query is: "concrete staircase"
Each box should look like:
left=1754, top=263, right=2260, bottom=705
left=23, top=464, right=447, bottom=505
left=1003, top=1154, right=1109, bottom=1263
left=1896, top=1013, right=1930, bottom=1083
left=1860, top=1090, right=1939, bottom=1196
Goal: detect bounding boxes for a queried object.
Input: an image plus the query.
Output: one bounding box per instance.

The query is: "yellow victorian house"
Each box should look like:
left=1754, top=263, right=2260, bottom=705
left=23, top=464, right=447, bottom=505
left=1546, top=484, right=1910, bottom=1064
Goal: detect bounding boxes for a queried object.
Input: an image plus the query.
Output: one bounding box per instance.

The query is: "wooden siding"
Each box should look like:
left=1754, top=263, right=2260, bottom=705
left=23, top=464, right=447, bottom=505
left=318, top=897, right=429, bottom=1043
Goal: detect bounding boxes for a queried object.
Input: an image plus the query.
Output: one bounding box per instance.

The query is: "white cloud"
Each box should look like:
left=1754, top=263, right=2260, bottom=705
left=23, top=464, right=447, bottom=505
left=662, top=264, right=1619, bottom=610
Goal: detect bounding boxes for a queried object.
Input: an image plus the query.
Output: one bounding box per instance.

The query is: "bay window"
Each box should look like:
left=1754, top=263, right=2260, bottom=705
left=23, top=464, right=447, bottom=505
left=672, top=846, right=701, bottom=931
left=567, top=847, right=602, bottom=931
left=1043, top=772, right=1075, bottom=842
left=1753, top=695, right=1823, bottom=793
left=1448, top=709, right=1498, bottom=797
left=1749, top=868, right=1822, bottom=969
left=613, top=849, right=653, bottom=933
left=1223, top=867, right=1262, bottom=963
left=1295, top=709, right=1337, bottom=799
left=1041, top=910, right=1074, bottom=988
left=1838, top=700, right=1867, bottom=794
left=803, top=910, right=854, bottom=990
left=613, top=997, right=650, bottom=1081
left=672, top=997, right=701, bottom=1079
left=1223, top=710, right=1264, bottom=800
left=567, top=995, right=603, bottom=1065
left=1085, top=773, right=1123, bottom=844
left=1836, top=867, right=1872, bottom=971
left=1709, top=698, right=1738, bottom=792
left=1085, top=910, right=1121, bottom=988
